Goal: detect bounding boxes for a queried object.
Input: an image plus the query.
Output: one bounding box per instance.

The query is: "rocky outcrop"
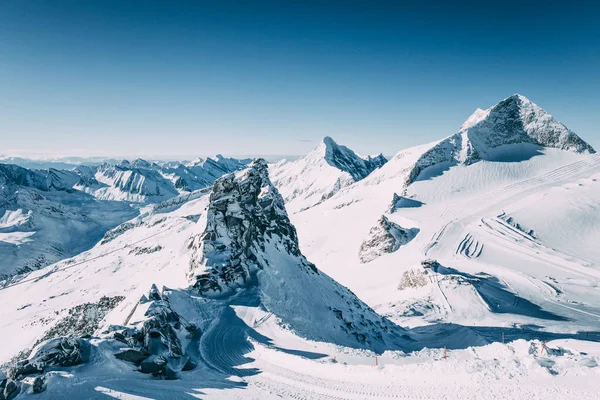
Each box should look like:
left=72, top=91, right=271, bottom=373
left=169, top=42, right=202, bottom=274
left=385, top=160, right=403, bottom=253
left=8, top=337, right=89, bottom=380
left=41, top=296, right=124, bottom=344
left=189, top=160, right=410, bottom=351
left=112, top=285, right=199, bottom=379
left=359, top=216, right=418, bottom=263
left=398, top=269, right=429, bottom=290
left=0, top=378, right=20, bottom=400
left=321, top=137, right=388, bottom=181
left=189, top=159, right=317, bottom=295
left=389, top=193, right=424, bottom=212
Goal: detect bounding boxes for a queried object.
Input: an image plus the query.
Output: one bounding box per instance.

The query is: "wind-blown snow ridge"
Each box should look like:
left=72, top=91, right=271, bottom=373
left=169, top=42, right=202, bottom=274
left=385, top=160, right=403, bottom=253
left=404, top=94, right=595, bottom=185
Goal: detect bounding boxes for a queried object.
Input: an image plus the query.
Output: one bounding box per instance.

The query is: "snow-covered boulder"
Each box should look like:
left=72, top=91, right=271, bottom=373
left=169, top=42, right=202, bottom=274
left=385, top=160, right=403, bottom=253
left=8, top=337, right=89, bottom=380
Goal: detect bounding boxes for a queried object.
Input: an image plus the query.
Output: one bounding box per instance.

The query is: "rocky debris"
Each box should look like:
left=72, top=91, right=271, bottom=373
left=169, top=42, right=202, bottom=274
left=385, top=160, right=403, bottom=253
left=359, top=216, right=418, bottom=263
left=112, top=285, right=199, bottom=379
left=189, top=159, right=317, bottom=295
left=398, top=269, right=429, bottom=290
left=3, top=337, right=88, bottom=395
left=12, top=296, right=125, bottom=364
left=0, top=378, right=20, bottom=400
left=8, top=337, right=88, bottom=380
left=128, top=245, right=163, bottom=256
left=31, top=375, right=46, bottom=394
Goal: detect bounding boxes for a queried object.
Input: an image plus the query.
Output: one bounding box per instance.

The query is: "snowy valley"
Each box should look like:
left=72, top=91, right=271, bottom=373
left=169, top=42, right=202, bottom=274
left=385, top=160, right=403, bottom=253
left=1, top=94, right=600, bottom=399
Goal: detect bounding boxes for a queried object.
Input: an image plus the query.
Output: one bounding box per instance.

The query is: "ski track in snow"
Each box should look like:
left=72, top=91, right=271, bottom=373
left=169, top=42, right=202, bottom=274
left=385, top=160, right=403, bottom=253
left=424, top=153, right=600, bottom=256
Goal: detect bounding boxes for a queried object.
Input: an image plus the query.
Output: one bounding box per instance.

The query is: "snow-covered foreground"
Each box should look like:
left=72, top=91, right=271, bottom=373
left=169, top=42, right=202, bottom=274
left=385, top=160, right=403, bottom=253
left=14, top=306, right=600, bottom=400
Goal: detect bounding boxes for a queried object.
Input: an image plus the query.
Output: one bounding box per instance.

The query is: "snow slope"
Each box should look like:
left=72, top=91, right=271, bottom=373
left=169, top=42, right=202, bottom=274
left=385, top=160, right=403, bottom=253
left=269, top=137, right=387, bottom=213
left=1, top=153, right=600, bottom=399
left=287, top=95, right=600, bottom=338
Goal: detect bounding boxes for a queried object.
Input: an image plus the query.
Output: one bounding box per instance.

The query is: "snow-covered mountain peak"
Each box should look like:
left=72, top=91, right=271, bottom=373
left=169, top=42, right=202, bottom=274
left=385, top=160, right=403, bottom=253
left=130, top=158, right=153, bottom=169
left=460, top=107, right=489, bottom=130
left=270, top=137, right=388, bottom=212
left=189, top=158, right=308, bottom=294
left=388, top=94, right=597, bottom=186
left=463, top=93, right=595, bottom=155
left=314, top=136, right=383, bottom=180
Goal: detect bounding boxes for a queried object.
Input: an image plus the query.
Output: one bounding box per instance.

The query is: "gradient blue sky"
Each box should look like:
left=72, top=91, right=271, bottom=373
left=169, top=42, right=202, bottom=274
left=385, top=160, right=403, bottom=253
left=1, top=0, right=599, bottom=158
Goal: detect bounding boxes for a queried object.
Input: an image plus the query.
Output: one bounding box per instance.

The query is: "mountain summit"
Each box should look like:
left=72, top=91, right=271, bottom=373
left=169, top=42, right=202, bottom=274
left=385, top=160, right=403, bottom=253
left=319, top=136, right=387, bottom=181
left=269, top=137, right=387, bottom=212
left=405, top=94, right=595, bottom=184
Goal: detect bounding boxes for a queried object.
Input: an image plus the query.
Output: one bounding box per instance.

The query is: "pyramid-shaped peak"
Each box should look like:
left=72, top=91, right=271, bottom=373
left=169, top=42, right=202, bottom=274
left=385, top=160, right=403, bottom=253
left=321, top=136, right=338, bottom=147
left=506, top=93, right=532, bottom=103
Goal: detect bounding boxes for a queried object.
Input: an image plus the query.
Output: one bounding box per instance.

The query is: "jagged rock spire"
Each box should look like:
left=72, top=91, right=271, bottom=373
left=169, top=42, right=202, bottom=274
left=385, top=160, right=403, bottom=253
left=189, top=158, right=316, bottom=295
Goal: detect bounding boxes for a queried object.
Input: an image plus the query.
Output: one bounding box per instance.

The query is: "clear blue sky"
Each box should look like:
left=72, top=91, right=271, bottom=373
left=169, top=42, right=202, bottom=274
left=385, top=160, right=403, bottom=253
left=1, top=0, right=599, bottom=158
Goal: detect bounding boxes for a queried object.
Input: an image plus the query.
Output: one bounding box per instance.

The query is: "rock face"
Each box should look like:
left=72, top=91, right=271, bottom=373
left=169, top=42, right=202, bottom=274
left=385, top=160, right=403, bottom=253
left=112, top=285, right=199, bottom=379
left=320, top=137, right=388, bottom=181
left=269, top=137, right=387, bottom=212
left=1, top=378, right=20, bottom=400
left=189, top=159, right=316, bottom=295
left=359, top=216, right=418, bottom=263
left=189, top=160, right=410, bottom=351
left=398, top=269, right=429, bottom=290
left=405, top=94, right=595, bottom=185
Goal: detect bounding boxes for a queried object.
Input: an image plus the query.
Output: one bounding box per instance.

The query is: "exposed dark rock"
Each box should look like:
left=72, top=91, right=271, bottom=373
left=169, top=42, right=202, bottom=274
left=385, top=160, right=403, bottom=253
left=7, top=361, right=41, bottom=379
left=359, top=216, right=418, bottom=263
left=9, top=337, right=88, bottom=380
left=321, top=137, right=387, bottom=181
left=2, top=380, right=19, bottom=400
left=189, top=159, right=317, bottom=295
left=112, top=286, right=200, bottom=379
left=140, top=355, right=167, bottom=375
left=32, top=375, right=46, bottom=394
left=114, top=349, right=147, bottom=365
